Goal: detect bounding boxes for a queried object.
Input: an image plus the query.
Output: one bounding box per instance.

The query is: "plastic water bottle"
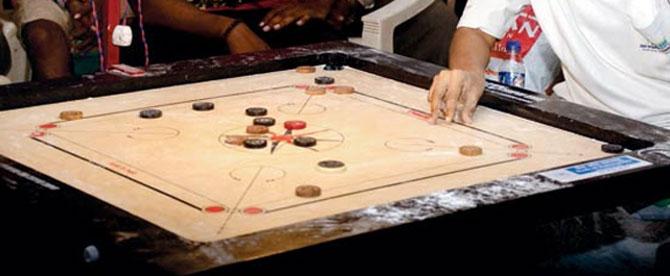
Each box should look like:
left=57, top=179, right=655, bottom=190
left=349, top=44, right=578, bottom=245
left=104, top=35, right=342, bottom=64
left=498, top=40, right=526, bottom=88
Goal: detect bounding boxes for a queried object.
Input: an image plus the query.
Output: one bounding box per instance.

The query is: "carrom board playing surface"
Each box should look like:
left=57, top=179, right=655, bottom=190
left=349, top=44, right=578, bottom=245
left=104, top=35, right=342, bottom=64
left=0, top=66, right=609, bottom=242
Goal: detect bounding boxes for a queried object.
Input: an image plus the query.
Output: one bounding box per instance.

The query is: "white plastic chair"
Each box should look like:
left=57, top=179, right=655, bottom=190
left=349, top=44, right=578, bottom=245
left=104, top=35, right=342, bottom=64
left=1, top=13, right=31, bottom=83
left=349, top=0, right=436, bottom=53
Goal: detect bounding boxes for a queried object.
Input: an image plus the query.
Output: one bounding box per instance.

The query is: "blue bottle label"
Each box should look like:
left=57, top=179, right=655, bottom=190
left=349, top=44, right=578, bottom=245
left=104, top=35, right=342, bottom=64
left=499, top=71, right=525, bottom=87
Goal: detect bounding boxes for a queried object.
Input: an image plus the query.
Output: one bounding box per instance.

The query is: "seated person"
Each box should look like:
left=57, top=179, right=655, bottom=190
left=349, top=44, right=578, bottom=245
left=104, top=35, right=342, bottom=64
left=12, top=0, right=269, bottom=80
left=429, top=0, right=670, bottom=274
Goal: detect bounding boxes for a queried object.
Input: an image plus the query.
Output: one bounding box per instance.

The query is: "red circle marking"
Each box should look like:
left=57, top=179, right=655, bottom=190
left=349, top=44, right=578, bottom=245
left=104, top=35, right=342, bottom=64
left=407, top=110, right=431, bottom=120
left=242, top=207, right=265, bottom=215
left=39, top=123, right=58, bottom=129
left=284, top=120, right=307, bottom=130
left=30, top=131, right=45, bottom=138
left=511, top=152, right=529, bottom=159
left=204, top=206, right=226, bottom=213
left=511, top=144, right=530, bottom=150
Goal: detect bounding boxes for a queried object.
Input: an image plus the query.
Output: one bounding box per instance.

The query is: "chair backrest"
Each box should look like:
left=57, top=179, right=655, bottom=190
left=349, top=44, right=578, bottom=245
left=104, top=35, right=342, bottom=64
left=349, top=0, right=436, bottom=52
left=0, top=12, right=30, bottom=82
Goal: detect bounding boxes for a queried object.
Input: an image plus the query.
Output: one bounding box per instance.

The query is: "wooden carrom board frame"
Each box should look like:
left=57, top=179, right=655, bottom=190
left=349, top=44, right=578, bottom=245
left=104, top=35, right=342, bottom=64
left=1, top=42, right=669, bottom=274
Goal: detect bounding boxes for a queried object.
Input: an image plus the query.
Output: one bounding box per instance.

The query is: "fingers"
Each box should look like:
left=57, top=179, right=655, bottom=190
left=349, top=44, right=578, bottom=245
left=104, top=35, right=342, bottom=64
left=429, top=70, right=485, bottom=125
left=261, top=0, right=333, bottom=31
left=427, top=78, right=435, bottom=103
left=68, top=0, right=92, bottom=20
left=429, top=71, right=449, bottom=124
left=67, top=0, right=85, bottom=15
left=460, top=100, right=477, bottom=124
left=442, top=70, right=465, bottom=123
left=261, top=5, right=287, bottom=28
left=329, top=0, right=349, bottom=19
left=461, top=74, right=486, bottom=124
left=326, top=0, right=349, bottom=28
left=261, top=7, right=305, bottom=31
left=277, top=14, right=299, bottom=29
left=265, top=9, right=297, bottom=31
left=428, top=76, right=438, bottom=118
left=69, top=0, right=94, bottom=40
left=296, top=15, right=311, bottom=26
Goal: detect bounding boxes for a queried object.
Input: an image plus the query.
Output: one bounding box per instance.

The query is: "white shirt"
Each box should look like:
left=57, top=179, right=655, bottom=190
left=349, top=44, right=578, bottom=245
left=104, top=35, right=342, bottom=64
left=482, top=4, right=561, bottom=93
left=459, top=0, right=670, bottom=129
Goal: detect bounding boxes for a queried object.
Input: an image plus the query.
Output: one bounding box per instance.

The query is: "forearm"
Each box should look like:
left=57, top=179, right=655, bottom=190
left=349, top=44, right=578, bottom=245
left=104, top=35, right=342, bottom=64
left=448, top=27, right=496, bottom=73
left=130, top=0, right=236, bottom=38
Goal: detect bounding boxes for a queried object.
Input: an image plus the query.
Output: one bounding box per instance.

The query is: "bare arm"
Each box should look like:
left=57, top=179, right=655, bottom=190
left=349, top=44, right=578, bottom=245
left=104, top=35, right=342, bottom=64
left=449, top=27, right=496, bottom=73
left=130, top=0, right=269, bottom=54
left=428, top=27, right=496, bottom=124
left=135, top=0, right=234, bottom=37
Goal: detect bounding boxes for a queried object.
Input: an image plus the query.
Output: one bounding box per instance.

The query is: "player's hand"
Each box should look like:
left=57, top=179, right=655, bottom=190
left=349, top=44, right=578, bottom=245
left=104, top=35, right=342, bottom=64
left=66, top=0, right=97, bottom=53
left=226, top=23, right=271, bottom=54
left=67, top=0, right=94, bottom=37
left=260, top=0, right=336, bottom=31
left=428, top=69, right=486, bottom=124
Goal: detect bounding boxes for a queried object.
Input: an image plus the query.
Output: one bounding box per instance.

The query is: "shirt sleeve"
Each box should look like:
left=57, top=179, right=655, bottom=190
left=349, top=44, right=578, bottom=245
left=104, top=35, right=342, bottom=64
left=457, top=0, right=530, bottom=39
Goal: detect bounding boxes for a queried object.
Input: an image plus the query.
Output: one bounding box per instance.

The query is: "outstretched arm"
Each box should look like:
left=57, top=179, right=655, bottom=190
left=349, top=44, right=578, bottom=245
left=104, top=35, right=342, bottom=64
left=130, top=0, right=269, bottom=54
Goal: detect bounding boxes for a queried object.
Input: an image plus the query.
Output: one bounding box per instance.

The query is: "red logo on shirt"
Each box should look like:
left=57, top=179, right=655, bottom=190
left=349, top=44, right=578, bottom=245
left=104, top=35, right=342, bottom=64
left=491, top=5, right=542, bottom=60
